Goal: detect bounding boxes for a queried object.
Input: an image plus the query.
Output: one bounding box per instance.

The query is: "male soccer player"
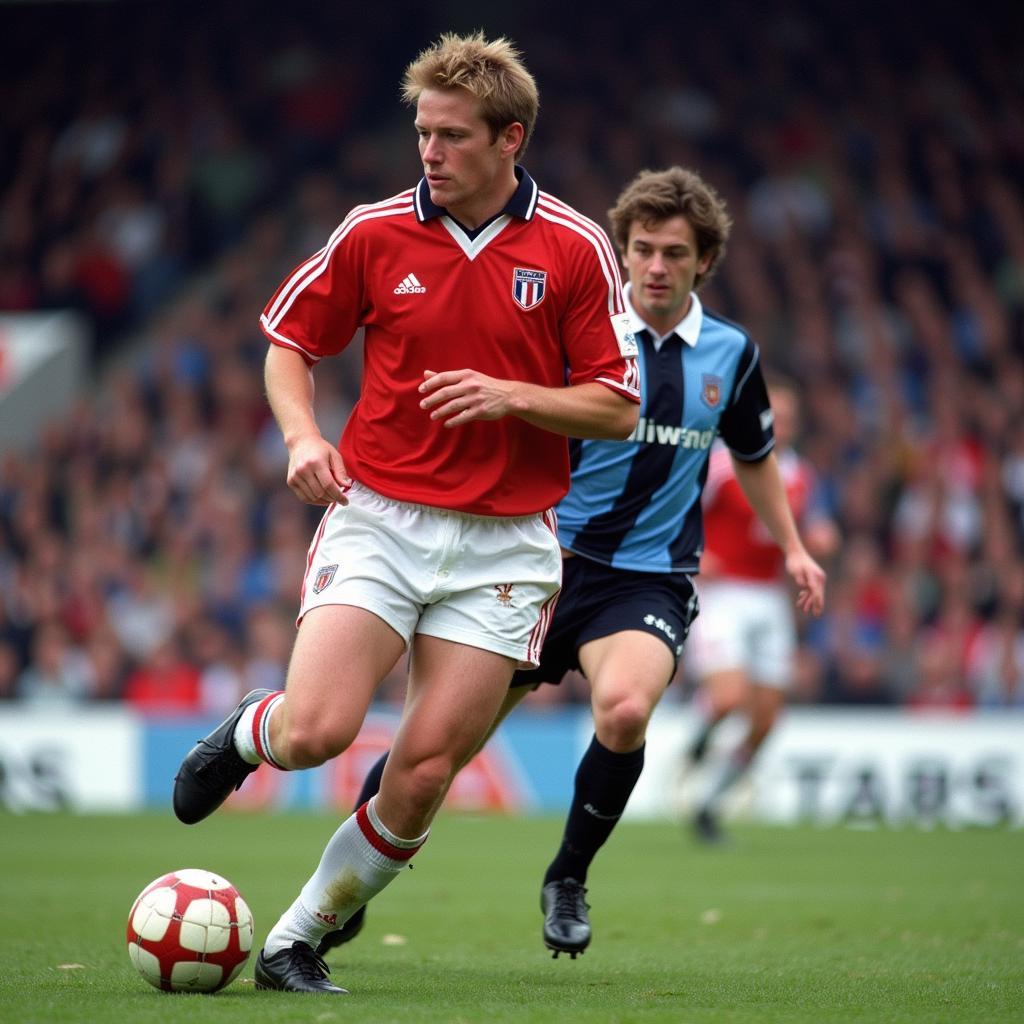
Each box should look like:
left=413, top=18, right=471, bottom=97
left=171, top=32, right=639, bottom=995
left=326, top=166, right=827, bottom=960
left=685, top=377, right=839, bottom=843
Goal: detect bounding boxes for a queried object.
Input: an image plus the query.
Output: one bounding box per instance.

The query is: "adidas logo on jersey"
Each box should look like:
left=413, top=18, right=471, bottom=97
left=394, top=273, right=426, bottom=294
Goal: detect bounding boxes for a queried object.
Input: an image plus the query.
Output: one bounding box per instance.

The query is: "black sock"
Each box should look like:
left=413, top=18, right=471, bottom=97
left=544, top=735, right=645, bottom=886
left=353, top=751, right=388, bottom=811
left=689, top=717, right=717, bottom=763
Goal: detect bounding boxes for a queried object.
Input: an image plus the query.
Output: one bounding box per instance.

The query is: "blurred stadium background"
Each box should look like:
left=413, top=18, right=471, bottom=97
left=0, top=0, right=1022, bottom=828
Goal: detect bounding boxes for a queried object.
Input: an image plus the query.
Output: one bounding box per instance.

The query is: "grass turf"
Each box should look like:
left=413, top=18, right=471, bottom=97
left=1, top=811, right=1021, bottom=1023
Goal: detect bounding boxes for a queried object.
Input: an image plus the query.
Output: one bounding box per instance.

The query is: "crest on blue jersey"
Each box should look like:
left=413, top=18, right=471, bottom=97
left=512, top=267, right=547, bottom=310
left=701, top=374, right=722, bottom=409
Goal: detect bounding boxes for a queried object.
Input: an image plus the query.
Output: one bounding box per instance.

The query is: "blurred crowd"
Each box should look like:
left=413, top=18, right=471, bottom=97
left=1, top=1, right=1022, bottom=714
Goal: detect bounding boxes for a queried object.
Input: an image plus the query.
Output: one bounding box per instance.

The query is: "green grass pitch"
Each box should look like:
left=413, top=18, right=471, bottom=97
left=2, top=811, right=1021, bottom=1023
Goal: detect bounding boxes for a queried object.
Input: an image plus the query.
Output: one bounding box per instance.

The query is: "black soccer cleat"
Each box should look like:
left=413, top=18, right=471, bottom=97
left=315, top=905, right=366, bottom=957
left=541, top=878, right=591, bottom=959
left=693, top=806, right=728, bottom=845
left=172, top=688, right=273, bottom=824
left=254, top=942, right=349, bottom=994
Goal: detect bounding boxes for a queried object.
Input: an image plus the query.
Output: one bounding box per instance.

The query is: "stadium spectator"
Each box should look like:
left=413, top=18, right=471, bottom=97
left=15, top=620, right=92, bottom=707
left=969, top=614, right=1024, bottom=710
left=0, top=639, right=19, bottom=700
left=122, top=638, right=202, bottom=715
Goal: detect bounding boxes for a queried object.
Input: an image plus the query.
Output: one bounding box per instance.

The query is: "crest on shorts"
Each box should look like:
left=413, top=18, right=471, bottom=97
left=701, top=374, right=722, bottom=409
left=313, top=564, right=338, bottom=594
left=512, top=267, right=547, bottom=310
left=494, top=583, right=515, bottom=607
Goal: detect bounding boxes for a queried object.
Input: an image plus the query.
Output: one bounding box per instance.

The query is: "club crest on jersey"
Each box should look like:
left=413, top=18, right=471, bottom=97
left=701, top=374, right=722, bottom=409
left=512, top=267, right=547, bottom=310
left=313, top=564, right=338, bottom=594
left=494, top=583, right=515, bottom=606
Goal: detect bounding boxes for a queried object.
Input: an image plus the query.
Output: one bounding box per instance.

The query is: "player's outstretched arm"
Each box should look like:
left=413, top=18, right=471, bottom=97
left=730, top=452, right=827, bottom=616
left=418, top=369, right=638, bottom=440
left=265, top=345, right=352, bottom=506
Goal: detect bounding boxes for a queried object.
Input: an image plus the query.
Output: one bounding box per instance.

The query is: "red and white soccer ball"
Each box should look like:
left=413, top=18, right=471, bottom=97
left=126, top=869, right=254, bottom=993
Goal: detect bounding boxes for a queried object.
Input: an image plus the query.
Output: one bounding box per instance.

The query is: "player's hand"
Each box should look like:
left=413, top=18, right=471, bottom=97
left=786, top=549, right=826, bottom=616
left=698, top=550, right=725, bottom=580
left=285, top=433, right=351, bottom=506
left=418, top=368, right=517, bottom=427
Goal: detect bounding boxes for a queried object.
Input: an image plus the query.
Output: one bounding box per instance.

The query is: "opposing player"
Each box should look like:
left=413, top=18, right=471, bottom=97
left=685, top=378, right=839, bottom=843
left=171, top=32, right=639, bottom=995
left=324, top=166, right=827, bottom=960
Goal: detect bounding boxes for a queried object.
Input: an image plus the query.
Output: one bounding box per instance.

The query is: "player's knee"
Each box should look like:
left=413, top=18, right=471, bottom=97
left=282, top=723, right=354, bottom=768
left=596, top=694, right=654, bottom=749
left=708, top=679, right=745, bottom=716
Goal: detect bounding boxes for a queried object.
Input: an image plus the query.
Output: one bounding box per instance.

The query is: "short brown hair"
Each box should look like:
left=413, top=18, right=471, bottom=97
left=608, top=167, right=732, bottom=289
left=402, top=32, right=539, bottom=159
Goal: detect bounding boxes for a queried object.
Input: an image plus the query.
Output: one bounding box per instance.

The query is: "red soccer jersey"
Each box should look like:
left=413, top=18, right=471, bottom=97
left=701, top=446, right=818, bottom=581
left=260, top=172, right=640, bottom=516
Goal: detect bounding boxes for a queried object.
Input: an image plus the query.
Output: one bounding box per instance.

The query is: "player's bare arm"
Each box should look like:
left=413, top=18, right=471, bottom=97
left=265, top=345, right=351, bottom=506
left=419, top=368, right=638, bottom=440
left=730, top=452, right=827, bottom=616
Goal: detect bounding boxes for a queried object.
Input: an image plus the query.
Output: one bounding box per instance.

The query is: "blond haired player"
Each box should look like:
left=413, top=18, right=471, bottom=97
left=172, top=32, right=639, bottom=995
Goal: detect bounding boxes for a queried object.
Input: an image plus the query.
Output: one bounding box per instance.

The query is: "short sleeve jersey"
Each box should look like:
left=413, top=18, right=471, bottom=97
left=702, top=446, right=826, bottom=581
left=260, top=169, right=640, bottom=516
left=556, top=290, right=774, bottom=573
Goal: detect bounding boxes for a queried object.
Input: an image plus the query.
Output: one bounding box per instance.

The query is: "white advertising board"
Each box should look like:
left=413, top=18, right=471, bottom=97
left=0, top=708, right=141, bottom=812
left=633, top=708, right=1024, bottom=828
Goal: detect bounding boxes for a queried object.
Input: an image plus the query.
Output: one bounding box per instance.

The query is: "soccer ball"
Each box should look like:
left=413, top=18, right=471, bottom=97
left=126, top=868, right=254, bottom=993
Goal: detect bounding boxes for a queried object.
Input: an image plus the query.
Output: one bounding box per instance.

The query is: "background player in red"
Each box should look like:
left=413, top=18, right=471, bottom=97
left=171, top=31, right=639, bottom=995
left=685, top=377, right=840, bottom=843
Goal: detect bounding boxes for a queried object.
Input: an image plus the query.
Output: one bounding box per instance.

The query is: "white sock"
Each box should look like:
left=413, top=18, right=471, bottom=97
left=233, top=692, right=286, bottom=767
left=264, top=796, right=429, bottom=955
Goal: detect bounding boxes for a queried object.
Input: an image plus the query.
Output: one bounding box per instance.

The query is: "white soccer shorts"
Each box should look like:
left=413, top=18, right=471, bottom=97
left=298, top=482, right=562, bottom=669
left=687, top=578, right=795, bottom=688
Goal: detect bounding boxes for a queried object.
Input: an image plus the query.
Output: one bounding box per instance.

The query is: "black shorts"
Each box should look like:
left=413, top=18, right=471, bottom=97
left=512, top=555, right=699, bottom=688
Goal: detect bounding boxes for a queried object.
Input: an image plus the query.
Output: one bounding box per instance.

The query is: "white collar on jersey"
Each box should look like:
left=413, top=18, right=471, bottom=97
left=624, top=283, right=703, bottom=351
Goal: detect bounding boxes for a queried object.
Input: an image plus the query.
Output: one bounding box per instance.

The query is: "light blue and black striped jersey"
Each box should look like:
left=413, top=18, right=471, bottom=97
left=557, top=288, right=774, bottom=573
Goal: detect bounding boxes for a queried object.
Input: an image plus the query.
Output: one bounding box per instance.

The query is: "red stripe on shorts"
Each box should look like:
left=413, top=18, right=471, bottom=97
left=527, top=587, right=560, bottom=664
left=525, top=509, right=562, bottom=664
left=299, top=504, right=338, bottom=609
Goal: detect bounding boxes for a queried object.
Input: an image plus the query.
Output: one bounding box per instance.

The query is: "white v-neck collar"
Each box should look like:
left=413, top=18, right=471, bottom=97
left=440, top=214, right=514, bottom=260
